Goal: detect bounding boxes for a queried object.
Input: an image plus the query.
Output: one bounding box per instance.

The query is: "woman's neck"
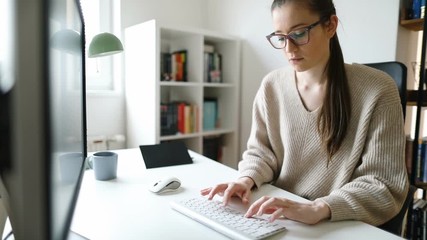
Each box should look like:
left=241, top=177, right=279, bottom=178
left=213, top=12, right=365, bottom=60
left=295, top=68, right=327, bottom=111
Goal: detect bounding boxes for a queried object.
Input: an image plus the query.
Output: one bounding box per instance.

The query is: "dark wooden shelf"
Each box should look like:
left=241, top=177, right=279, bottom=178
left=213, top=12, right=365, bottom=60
left=401, top=18, right=424, bottom=31
left=415, top=180, right=427, bottom=189
left=407, top=90, right=427, bottom=106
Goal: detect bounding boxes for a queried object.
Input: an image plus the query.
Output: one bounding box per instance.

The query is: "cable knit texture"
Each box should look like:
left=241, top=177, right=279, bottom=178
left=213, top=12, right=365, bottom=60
left=238, top=63, right=409, bottom=226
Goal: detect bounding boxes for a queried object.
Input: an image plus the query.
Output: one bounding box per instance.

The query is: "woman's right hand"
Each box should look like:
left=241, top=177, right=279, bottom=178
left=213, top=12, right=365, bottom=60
left=200, top=177, right=255, bottom=206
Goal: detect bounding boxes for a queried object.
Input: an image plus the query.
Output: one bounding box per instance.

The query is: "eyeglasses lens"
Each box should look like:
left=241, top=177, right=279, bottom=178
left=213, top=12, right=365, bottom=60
left=268, top=29, right=309, bottom=49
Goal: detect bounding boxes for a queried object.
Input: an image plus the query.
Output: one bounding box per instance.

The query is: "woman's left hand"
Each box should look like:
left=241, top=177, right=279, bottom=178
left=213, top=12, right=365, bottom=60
left=244, top=196, right=331, bottom=225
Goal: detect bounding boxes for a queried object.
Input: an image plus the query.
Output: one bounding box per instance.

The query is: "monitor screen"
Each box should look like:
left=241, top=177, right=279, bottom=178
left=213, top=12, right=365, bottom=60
left=0, top=0, right=87, bottom=239
left=49, top=0, right=87, bottom=239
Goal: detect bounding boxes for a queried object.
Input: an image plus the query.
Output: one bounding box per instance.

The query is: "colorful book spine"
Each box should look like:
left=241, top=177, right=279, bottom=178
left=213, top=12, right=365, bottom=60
left=160, top=50, right=188, bottom=81
left=160, top=101, right=199, bottom=136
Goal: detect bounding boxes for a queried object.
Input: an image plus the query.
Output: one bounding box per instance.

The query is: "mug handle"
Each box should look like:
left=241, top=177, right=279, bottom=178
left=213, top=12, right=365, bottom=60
left=86, top=156, right=94, bottom=169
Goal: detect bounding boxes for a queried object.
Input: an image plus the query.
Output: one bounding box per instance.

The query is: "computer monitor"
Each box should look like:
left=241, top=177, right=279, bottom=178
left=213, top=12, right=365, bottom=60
left=0, top=0, right=87, bottom=239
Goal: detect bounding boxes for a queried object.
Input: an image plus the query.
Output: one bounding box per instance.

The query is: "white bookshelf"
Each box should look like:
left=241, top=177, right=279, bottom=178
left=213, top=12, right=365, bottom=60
left=124, top=19, right=241, bottom=168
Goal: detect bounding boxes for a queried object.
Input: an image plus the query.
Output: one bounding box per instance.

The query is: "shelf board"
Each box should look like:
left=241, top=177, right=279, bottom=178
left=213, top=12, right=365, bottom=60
left=159, top=81, right=236, bottom=88
left=159, top=128, right=235, bottom=141
left=160, top=132, right=201, bottom=141
left=415, top=181, right=427, bottom=189
left=202, top=128, right=235, bottom=136
left=407, top=90, right=427, bottom=106
left=160, top=81, right=200, bottom=87
left=203, top=82, right=235, bottom=88
left=400, top=18, right=424, bottom=31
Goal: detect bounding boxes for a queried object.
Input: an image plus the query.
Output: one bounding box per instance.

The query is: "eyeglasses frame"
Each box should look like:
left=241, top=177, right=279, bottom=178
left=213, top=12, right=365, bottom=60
left=266, top=19, right=323, bottom=49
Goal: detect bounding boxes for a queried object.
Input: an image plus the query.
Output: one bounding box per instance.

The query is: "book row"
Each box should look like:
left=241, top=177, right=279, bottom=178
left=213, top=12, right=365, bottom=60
left=407, top=0, right=426, bottom=19
left=160, top=99, right=219, bottom=136
left=409, top=198, right=427, bottom=240
left=160, top=102, right=199, bottom=136
left=159, top=48, right=223, bottom=83
left=406, top=137, right=427, bottom=183
left=160, top=50, right=187, bottom=81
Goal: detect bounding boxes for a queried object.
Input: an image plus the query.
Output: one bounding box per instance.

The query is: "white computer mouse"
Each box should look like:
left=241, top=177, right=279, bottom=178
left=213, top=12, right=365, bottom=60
left=149, top=176, right=181, bottom=193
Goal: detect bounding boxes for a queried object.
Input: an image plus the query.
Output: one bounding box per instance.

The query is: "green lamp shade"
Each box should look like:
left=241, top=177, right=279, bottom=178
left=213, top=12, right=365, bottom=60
left=88, top=32, right=124, bottom=58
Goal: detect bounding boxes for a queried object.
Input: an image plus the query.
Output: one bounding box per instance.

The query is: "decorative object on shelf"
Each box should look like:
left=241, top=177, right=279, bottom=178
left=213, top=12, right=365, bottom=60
left=88, top=32, right=124, bottom=58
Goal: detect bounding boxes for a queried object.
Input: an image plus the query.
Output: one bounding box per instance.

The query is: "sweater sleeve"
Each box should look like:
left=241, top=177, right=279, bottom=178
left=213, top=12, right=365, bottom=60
left=319, top=100, right=409, bottom=226
left=238, top=80, right=280, bottom=188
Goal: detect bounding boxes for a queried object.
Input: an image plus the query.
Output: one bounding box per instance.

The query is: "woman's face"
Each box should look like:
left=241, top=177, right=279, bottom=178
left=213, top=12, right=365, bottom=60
left=271, top=2, right=337, bottom=72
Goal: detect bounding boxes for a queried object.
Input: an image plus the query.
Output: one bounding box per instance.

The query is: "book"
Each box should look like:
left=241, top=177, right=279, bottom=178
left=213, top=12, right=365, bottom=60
left=203, top=98, right=217, bottom=130
left=184, top=104, right=191, bottom=134
left=421, top=137, right=427, bottom=182
left=172, top=50, right=188, bottom=81
left=160, top=53, right=172, bottom=81
left=406, top=136, right=414, bottom=175
left=413, top=0, right=421, bottom=19
left=160, top=102, right=178, bottom=135
left=177, top=102, right=186, bottom=134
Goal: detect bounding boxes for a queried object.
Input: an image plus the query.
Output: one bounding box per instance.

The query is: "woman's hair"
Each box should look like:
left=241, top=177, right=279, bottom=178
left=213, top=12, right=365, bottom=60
left=271, top=0, right=351, bottom=161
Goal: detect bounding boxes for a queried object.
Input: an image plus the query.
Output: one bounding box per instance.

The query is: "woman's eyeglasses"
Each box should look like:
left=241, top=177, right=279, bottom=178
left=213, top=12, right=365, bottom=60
left=266, top=20, right=322, bottom=49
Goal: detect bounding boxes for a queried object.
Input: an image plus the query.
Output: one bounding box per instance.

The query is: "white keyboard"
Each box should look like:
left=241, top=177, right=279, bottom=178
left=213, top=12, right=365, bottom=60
left=170, top=197, right=287, bottom=240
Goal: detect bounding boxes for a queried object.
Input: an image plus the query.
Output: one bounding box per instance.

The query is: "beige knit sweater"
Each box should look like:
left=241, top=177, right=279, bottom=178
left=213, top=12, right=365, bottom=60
left=239, top=63, right=409, bottom=226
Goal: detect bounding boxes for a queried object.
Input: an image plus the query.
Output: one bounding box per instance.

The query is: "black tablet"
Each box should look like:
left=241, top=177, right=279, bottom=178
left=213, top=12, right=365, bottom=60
left=139, top=141, right=193, bottom=169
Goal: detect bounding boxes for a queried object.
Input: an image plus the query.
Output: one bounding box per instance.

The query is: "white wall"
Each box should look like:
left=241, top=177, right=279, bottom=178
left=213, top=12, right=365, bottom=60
left=335, top=0, right=400, bottom=63
left=121, top=0, right=207, bottom=29
left=86, top=93, right=125, bottom=137
left=89, top=0, right=413, bottom=157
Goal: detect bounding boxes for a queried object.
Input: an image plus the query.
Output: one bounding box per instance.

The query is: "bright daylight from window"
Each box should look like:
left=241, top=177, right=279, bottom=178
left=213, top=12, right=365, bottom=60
left=80, top=0, right=121, bottom=92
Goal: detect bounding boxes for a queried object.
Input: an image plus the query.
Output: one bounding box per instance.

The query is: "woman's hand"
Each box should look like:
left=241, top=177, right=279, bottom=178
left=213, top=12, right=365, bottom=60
left=200, top=177, right=255, bottom=205
left=244, top=196, right=331, bottom=225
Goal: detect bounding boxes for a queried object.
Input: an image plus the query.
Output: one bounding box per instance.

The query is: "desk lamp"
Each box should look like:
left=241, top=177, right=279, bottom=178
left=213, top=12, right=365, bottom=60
left=88, top=32, right=123, bottom=58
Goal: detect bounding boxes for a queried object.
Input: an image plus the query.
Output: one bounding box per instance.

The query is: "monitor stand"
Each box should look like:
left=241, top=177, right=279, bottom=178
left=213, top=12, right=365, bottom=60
left=1, top=217, right=89, bottom=240
left=68, top=230, right=89, bottom=240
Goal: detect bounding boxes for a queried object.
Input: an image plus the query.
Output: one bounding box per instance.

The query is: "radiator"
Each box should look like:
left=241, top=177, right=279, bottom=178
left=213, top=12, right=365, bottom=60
left=87, top=134, right=126, bottom=152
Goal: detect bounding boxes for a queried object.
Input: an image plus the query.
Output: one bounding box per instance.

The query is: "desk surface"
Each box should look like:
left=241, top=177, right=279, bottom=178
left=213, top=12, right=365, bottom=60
left=71, top=148, right=403, bottom=240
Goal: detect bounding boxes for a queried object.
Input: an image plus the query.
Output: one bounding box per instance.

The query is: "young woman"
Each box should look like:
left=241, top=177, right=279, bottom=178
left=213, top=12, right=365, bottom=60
left=201, top=0, right=408, bottom=226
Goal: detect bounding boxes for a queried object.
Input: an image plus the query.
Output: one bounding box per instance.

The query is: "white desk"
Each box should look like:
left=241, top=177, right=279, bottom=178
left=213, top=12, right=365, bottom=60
left=71, top=148, right=403, bottom=240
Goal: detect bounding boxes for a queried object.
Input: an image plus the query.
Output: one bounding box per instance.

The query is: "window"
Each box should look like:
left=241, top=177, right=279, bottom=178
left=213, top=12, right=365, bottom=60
left=80, top=0, right=121, bottom=92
